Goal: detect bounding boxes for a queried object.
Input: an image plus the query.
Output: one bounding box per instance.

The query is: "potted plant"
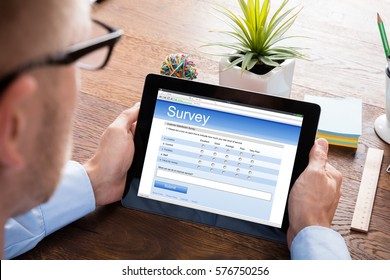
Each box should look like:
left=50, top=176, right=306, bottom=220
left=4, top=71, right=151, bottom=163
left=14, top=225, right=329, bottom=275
left=204, top=0, right=305, bottom=98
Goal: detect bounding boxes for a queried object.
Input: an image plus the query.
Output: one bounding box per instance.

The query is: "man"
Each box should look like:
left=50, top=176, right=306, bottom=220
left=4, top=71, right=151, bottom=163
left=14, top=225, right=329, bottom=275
left=0, top=0, right=138, bottom=259
left=0, top=0, right=350, bottom=260
left=287, top=138, right=350, bottom=259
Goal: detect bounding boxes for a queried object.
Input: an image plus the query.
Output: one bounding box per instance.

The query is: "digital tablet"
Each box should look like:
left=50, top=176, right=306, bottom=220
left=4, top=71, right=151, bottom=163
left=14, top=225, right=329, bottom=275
left=122, top=74, right=320, bottom=243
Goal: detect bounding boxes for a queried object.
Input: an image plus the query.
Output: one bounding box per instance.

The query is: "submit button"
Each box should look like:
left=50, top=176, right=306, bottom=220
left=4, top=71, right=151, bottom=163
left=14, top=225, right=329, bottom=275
left=154, top=181, right=188, bottom=194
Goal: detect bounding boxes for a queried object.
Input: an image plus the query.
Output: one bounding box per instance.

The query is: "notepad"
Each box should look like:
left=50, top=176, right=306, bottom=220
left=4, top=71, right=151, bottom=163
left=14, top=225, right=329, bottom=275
left=304, top=95, right=362, bottom=148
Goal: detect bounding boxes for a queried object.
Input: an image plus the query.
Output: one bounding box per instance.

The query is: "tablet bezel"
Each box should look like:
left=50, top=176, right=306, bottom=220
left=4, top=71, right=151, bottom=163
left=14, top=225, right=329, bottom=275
left=122, top=73, right=320, bottom=240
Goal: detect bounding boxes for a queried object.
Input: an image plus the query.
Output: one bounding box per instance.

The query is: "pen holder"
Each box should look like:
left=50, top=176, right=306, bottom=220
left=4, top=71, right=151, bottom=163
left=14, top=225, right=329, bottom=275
left=374, top=66, right=390, bottom=144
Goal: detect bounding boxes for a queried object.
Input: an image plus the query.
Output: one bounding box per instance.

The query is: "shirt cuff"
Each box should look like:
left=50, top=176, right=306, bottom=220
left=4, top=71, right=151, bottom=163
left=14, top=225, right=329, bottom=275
left=40, top=160, right=96, bottom=236
left=290, top=226, right=351, bottom=260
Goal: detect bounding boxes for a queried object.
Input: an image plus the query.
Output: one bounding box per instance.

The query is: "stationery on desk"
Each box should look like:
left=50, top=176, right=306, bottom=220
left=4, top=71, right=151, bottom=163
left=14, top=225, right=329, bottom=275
left=375, top=13, right=390, bottom=144
left=349, top=13, right=389, bottom=233
left=351, top=147, right=384, bottom=232
left=304, top=94, right=362, bottom=148
left=377, top=13, right=390, bottom=60
left=377, top=13, right=390, bottom=76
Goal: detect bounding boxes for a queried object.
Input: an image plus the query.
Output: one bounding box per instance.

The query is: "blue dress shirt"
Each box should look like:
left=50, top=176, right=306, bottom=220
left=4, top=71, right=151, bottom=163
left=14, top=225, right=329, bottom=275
left=4, top=161, right=95, bottom=259
left=290, top=226, right=351, bottom=259
left=3, top=160, right=351, bottom=260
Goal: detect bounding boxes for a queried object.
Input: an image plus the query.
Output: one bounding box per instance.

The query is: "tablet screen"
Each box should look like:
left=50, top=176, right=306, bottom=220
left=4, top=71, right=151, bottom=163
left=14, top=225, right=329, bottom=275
left=138, top=88, right=303, bottom=228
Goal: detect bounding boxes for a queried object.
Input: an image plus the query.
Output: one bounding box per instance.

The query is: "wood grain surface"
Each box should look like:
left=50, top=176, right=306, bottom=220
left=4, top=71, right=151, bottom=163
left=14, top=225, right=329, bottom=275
left=17, top=0, right=390, bottom=259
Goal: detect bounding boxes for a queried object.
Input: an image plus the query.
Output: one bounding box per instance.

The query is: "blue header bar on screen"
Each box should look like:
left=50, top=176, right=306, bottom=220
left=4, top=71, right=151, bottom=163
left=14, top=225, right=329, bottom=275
left=153, top=99, right=302, bottom=145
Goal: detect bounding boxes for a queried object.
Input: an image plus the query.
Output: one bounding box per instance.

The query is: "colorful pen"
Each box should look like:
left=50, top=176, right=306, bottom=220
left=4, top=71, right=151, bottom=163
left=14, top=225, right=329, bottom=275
left=377, top=13, right=390, bottom=59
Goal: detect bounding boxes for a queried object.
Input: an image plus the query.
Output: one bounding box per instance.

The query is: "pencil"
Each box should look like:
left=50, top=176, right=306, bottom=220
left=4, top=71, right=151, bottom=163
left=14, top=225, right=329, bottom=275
left=377, top=13, right=390, bottom=59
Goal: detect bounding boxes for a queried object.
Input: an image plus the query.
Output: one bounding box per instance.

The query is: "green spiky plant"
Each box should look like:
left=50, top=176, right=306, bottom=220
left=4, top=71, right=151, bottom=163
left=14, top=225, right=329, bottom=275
left=206, top=0, right=305, bottom=74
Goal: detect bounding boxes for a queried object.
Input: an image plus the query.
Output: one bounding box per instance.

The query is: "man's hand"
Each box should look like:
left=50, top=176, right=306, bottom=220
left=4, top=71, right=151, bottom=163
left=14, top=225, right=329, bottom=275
left=83, top=103, right=140, bottom=206
left=287, top=138, right=342, bottom=248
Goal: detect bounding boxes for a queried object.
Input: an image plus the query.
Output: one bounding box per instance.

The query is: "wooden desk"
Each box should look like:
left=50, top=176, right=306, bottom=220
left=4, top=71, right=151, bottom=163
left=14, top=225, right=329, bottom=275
left=18, top=0, right=390, bottom=259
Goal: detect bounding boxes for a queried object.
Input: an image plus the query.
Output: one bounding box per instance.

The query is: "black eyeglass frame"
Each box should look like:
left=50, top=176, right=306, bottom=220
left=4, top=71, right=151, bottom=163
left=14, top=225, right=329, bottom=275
left=0, top=19, right=123, bottom=94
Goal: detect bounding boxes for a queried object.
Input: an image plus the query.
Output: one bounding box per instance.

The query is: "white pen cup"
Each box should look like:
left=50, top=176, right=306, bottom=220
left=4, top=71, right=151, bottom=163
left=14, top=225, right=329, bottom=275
left=374, top=66, right=390, bottom=144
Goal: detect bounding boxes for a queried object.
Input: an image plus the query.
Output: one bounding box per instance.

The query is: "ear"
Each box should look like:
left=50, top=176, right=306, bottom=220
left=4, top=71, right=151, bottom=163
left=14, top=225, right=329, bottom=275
left=0, top=75, right=37, bottom=170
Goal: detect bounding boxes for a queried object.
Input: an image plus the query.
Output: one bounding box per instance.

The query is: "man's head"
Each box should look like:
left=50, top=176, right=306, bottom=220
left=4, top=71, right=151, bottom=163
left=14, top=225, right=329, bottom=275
left=0, top=0, right=91, bottom=219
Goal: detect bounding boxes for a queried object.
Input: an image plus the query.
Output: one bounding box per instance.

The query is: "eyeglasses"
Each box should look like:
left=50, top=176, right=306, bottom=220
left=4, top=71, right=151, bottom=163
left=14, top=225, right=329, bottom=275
left=0, top=19, right=123, bottom=94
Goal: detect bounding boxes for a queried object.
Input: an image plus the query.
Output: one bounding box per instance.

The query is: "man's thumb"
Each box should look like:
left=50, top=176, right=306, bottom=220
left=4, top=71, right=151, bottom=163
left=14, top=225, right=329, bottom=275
left=309, top=138, right=329, bottom=169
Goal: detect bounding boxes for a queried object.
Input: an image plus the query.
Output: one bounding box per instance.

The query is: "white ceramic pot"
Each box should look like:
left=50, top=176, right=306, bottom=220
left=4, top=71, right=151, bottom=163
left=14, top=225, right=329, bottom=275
left=219, top=56, right=295, bottom=98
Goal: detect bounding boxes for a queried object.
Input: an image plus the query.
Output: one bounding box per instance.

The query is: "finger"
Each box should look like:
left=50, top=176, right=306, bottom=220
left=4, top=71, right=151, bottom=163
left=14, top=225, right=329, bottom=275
left=308, top=138, right=329, bottom=170
left=325, top=163, right=342, bottom=185
left=112, top=102, right=140, bottom=131
left=326, top=163, right=343, bottom=204
left=130, top=121, right=137, bottom=136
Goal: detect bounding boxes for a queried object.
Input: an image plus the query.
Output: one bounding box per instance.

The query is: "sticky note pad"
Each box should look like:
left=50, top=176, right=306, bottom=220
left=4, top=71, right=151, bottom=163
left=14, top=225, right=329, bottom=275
left=304, top=95, right=362, bottom=148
